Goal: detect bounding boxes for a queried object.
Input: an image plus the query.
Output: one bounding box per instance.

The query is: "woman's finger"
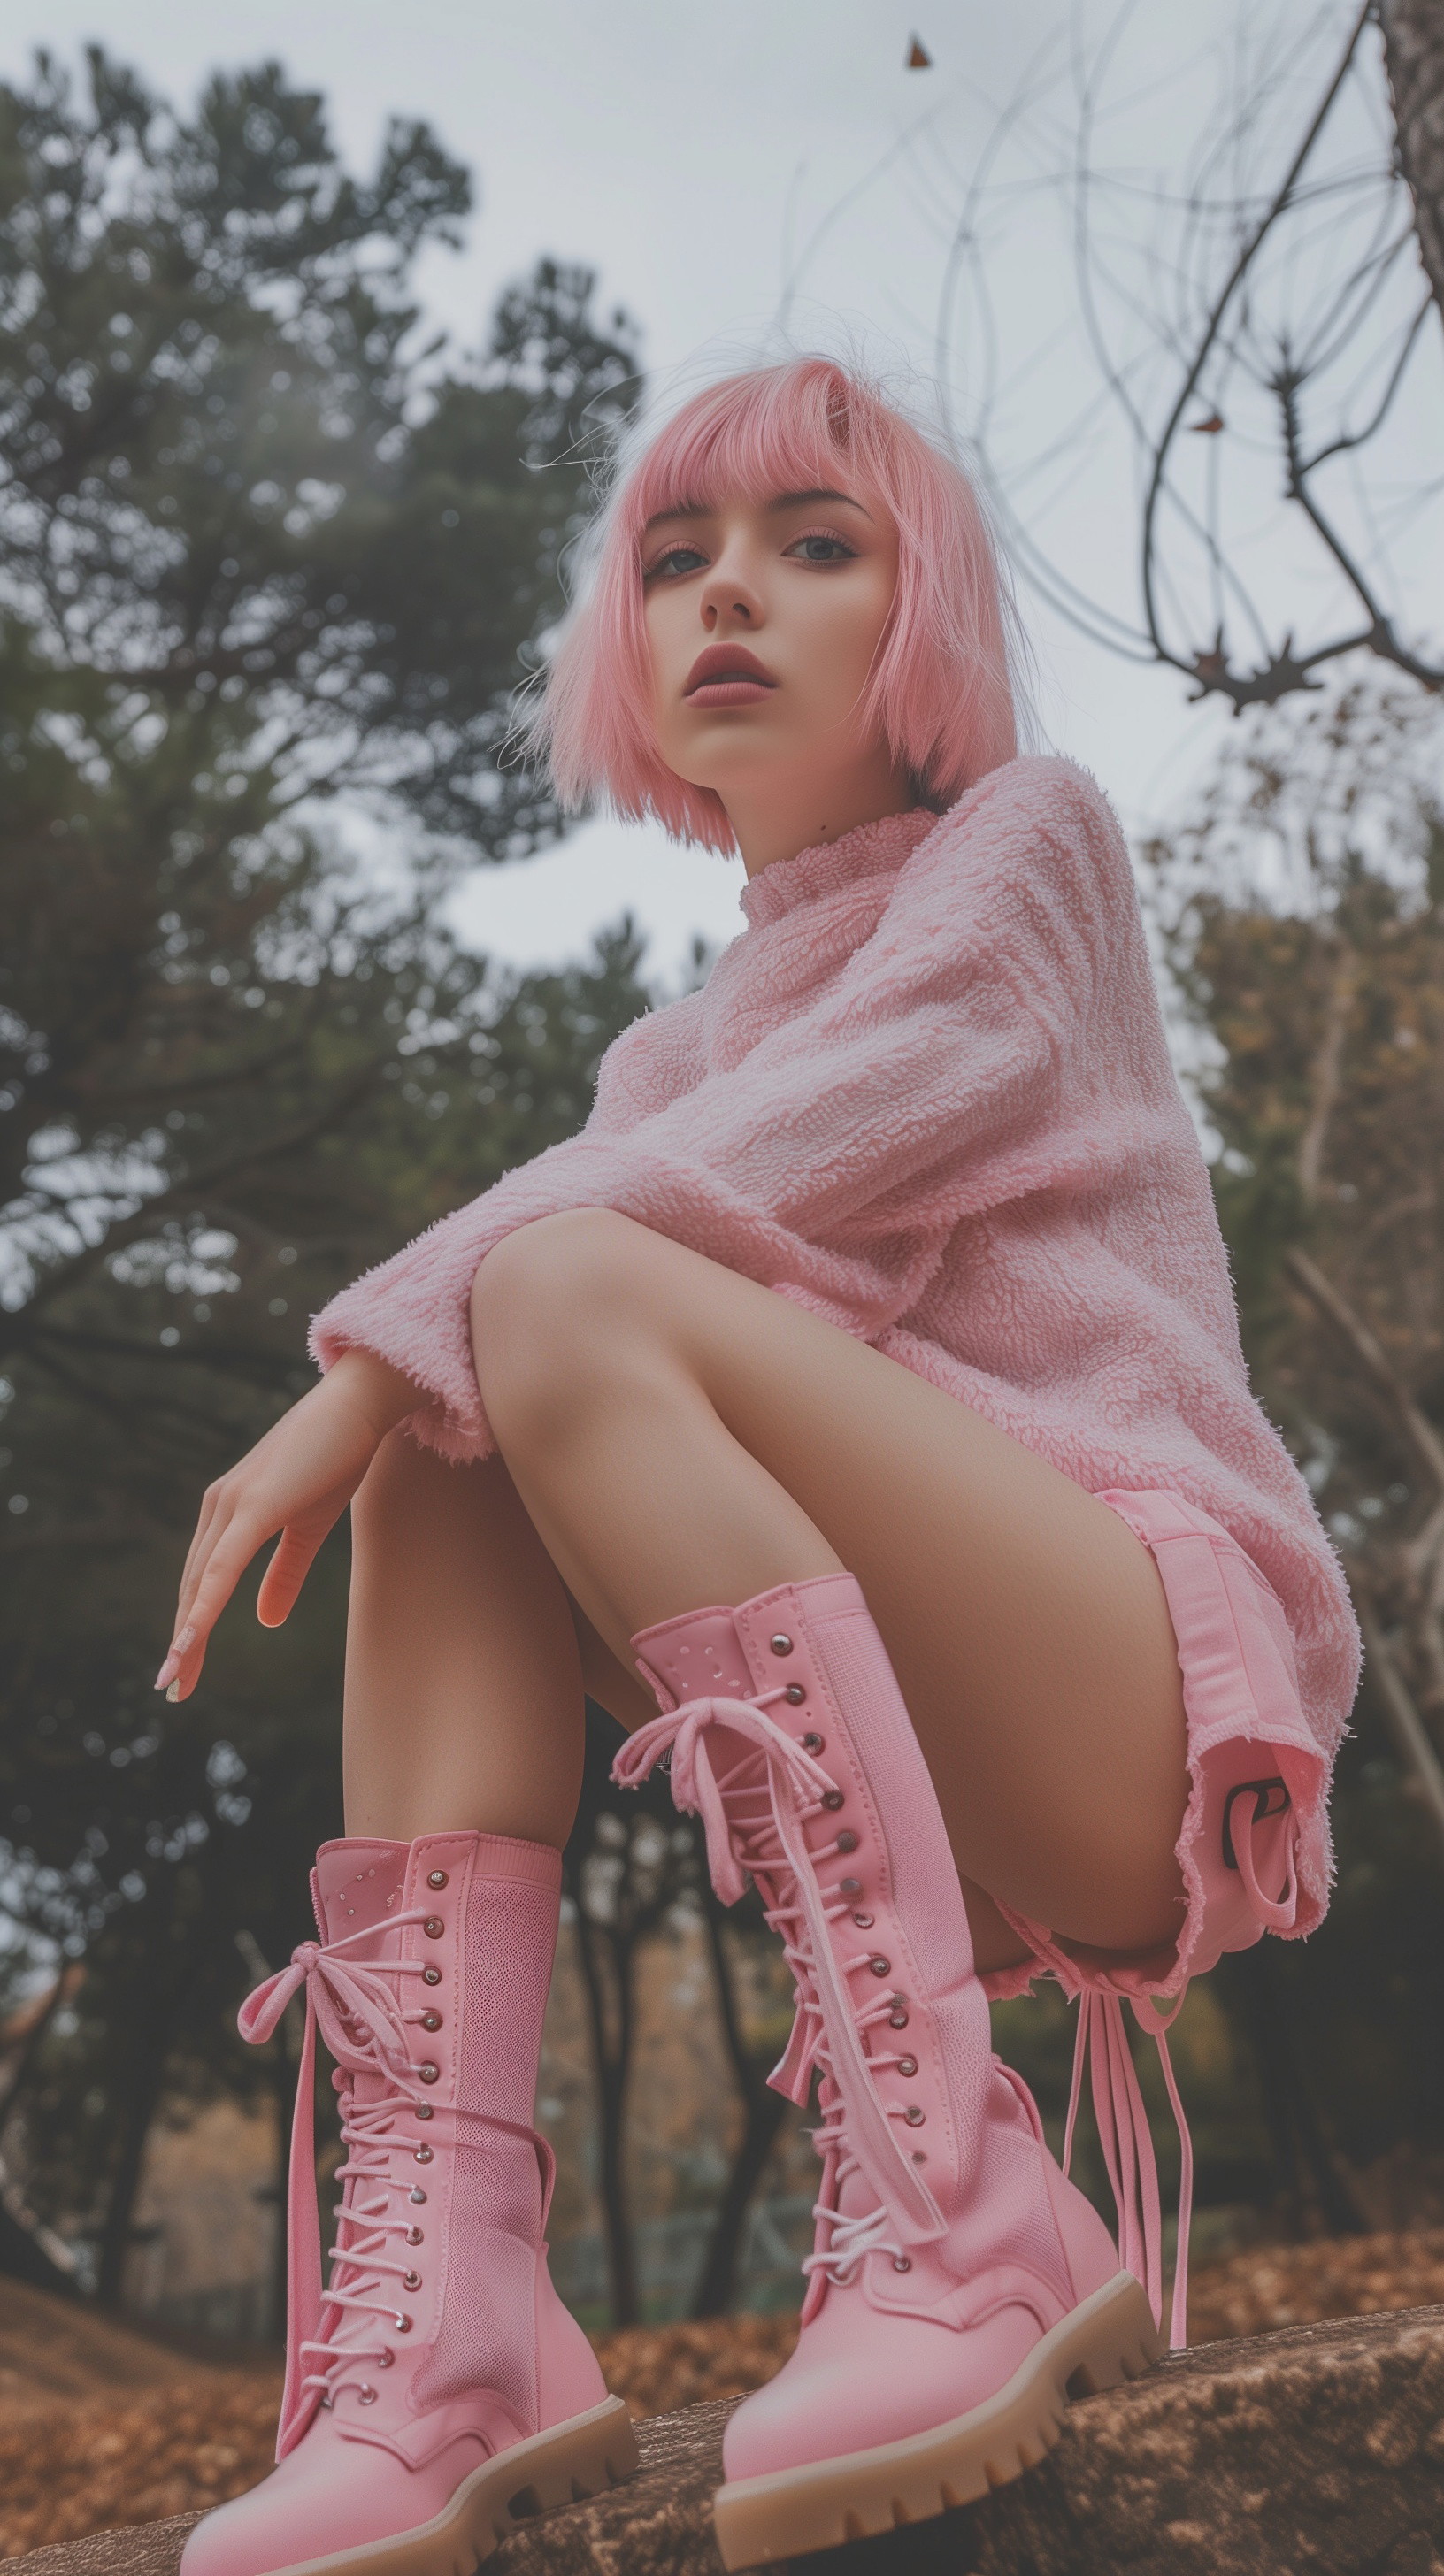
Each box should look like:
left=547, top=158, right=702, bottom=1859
left=176, top=1481, right=224, bottom=1608
left=169, top=1491, right=237, bottom=1660
left=255, top=1522, right=330, bottom=1629
left=159, top=1516, right=272, bottom=1698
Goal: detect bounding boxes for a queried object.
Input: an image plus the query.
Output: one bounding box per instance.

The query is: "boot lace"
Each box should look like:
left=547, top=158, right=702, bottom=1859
left=242, top=1914, right=473, bottom=2455
left=615, top=1693, right=945, bottom=2318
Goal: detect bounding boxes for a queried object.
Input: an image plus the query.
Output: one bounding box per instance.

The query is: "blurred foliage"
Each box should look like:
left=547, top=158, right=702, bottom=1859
left=1141, top=677, right=1444, bottom=2223
left=0, top=43, right=651, bottom=2297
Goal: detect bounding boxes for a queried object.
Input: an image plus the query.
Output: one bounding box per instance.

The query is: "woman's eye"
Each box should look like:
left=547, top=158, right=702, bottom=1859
left=646, top=543, right=708, bottom=579
left=786, top=533, right=856, bottom=564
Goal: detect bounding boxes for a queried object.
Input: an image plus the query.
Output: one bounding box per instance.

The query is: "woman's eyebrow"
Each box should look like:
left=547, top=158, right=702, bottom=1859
left=767, top=487, right=873, bottom=520
left=641, top=486, right=873, bottom=536
left=642, top=500, right=709, bottom=534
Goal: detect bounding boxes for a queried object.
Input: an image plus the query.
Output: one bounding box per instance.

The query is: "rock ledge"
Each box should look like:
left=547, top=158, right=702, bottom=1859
left=11, top=2303, right=1444, bottom=2576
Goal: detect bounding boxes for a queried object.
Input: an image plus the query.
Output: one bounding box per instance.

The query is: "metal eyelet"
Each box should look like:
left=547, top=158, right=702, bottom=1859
left=415, top=2103, right=433, bottom=2120
left=414, top=2145, right=434, bottom=2165
left=405, top=2225, right=423, bottom=2246
left=319, top=2391, right=334, bottom=2409
left=821, top=1790, right=844, bottom=1813
left=426, top=1869, right=449, bottom=1890
left=423, top=1916, right=444, bottom=1939
left=419, top=2062, right=439, bottom=2085
left=892, top=2255, right=912, bottom=2274
left=852, top=1912, right=873, bottom=1929
left=839, top=1876, right=861, bottom=1897
left=802, top=1730, right=824, bottom=1751
left=889, top=2004, right=909, bottom=2029
left=357, top=2384, right=377, bottom=2404
left=409, top=2186, right=426, bottom=2204
left=869, top=1955, right=891, bottom=1977
left=836, top=1829, right=859, bottom=1853
left=423, top=1966, right=442, bottom=1986
left=403, top=2268, right=421, bottom=2290
left=897, top=2055, right=918, bottom=2077
left=377, top=2349, right=395, bottom=2367
left=785, top=1684, right=806, bottom=1706
left=770, top=1633, right=794, bottom=1656
left=904, top=2105, right=925, bottom=2128
left=393, top=2313, right=412, bottom=2333
left=421, top=2011, right=442, bottom=2033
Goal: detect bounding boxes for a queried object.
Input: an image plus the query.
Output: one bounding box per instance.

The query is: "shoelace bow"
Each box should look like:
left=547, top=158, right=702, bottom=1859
left=240, top=1915, right=539, bottom=2457
left=616, top=1695, right=945, bottom=2284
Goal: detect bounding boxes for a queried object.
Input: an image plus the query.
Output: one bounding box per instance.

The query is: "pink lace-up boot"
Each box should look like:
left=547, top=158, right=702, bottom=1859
left=180, top=1831, right=635, bottom=2576
left=615, top=1576, right=1160, bottom=2571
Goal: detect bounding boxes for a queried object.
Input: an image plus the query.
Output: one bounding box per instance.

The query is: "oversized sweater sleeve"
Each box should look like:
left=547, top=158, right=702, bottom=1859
left=310, top=760, right=1123, bottom=1460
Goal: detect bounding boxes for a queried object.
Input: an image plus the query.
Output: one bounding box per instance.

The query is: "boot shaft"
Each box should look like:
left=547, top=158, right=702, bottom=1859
left=250, top=1829, right=566, bottom=2457
left=311, top=1830, right=561, bottom=2128
left=628, top=1577, right=1056, bottom=2292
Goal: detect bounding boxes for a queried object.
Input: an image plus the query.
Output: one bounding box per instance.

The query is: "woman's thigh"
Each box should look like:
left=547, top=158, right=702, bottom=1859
left=488, top=1211, right=1190, bottom=1955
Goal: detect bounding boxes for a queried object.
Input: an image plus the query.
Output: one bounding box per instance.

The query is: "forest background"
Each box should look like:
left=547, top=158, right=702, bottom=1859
left=3, top=2, right=1444, bottom=2339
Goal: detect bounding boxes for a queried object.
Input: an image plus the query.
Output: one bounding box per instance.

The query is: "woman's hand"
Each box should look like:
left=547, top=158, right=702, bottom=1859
left=157, top=1352, right=425, bottom=1703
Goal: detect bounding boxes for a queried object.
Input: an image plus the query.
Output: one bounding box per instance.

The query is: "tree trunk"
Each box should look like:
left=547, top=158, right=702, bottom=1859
left=96, top=1889, right=195, bottom=2309
left=690, top=1904, right=790, bottom=2319
left=566, top=1898, right=639, bottom=2328
left=1222, top=1944, right=1366, bottom=2237
left=95, top=2015, right=174, bottom=2305
left=1381, top=0, right=1444, bottom=316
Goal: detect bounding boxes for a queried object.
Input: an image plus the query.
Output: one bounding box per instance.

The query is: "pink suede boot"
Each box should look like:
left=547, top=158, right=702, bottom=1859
left=616, top=1576, right=1160, bottom=2571
left=180, top=1831, right=635, bottom=2576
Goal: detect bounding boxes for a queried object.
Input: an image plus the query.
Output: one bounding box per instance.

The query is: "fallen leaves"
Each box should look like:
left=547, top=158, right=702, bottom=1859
left=4, top=2232, right=1443, bottom=2557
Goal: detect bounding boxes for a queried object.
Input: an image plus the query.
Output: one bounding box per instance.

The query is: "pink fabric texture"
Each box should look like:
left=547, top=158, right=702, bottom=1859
left=977, top=1487, right=1329, bottom=2346
left=618, top=1574, right=1137, bottom=2480
left=311, top=756, right=1357, bottom=1772
left=181, top=1831, right=606, bottom=2576
left=983, top=1486, right=1330, bottom=2010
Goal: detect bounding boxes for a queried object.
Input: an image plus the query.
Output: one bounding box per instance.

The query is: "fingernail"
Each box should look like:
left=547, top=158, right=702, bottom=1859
left=166, top=1681, right=180, bottom=1703
left=155, top=1659, right=175, bottom=1690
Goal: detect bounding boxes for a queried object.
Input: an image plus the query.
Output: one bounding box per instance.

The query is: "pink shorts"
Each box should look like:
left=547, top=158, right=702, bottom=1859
left=982, top=1486, right=1332, bottom=2012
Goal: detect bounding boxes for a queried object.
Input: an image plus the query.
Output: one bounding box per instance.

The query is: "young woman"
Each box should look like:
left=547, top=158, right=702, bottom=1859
left=169, top=358, right=1357, bottom=2576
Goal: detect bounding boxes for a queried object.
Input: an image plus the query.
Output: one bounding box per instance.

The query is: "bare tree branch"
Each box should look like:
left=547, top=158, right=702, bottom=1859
left=1356, top=1596, right=1444, bottom=1849
left=1380, top=0, right=1444, bottom=314
left=1284, top=1245, right=1444, bottom=1498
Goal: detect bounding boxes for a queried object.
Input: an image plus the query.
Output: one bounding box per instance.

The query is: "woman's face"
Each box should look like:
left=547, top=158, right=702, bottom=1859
left=641, top=481, right=902, bottom=828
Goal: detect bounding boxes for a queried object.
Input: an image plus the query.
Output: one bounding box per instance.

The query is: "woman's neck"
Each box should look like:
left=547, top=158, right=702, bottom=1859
left=722, top=751, right=919, bottom=881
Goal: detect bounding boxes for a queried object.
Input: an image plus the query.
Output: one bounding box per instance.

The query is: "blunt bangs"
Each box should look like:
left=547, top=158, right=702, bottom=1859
left=534, top=356, right=1025, bottom=854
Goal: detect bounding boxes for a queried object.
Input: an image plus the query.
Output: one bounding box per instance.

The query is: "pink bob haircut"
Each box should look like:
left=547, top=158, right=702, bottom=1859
left=531, top=356, right=1027, bottom=854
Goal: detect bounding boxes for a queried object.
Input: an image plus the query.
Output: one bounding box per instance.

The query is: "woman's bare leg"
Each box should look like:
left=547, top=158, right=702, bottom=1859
left=471, top=1209, right=1191, bottom=1968
left=344, top=1434, right=589, bottom=1846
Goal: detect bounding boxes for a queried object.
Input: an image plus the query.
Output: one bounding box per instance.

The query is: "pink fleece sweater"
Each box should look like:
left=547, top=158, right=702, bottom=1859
left=311, top=756, right=1358, bottom=1756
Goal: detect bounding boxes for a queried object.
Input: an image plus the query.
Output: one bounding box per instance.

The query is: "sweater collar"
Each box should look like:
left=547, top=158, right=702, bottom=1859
left=738, top=806, right=940, bottom=930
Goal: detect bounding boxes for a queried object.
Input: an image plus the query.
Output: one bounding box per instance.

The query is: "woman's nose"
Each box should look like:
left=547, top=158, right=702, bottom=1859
left=699, top=550, right=761, bottom=628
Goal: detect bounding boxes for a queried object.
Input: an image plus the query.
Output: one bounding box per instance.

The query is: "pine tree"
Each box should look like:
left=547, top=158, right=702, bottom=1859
left=0, top=47, right=652, bottom=2292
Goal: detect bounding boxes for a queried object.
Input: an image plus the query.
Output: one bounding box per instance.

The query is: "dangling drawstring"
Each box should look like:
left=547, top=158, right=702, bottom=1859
left=1063, top=1989, right=1194, bottom=2350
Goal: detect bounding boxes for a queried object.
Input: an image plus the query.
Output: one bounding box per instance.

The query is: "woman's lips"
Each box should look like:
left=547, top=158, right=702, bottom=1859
left=684, top=677, right=776, bottom=708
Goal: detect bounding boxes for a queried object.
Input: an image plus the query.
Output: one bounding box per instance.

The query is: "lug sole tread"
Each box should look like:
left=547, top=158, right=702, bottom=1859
left=713, top=2273, right=1162, bottom=2570
left=234, top=2396, right=638, bottom=2576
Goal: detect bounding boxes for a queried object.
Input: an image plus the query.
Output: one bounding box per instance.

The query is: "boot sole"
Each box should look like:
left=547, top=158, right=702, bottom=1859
left=713, top=2270, right=1161, bottom=2570
left=252, top=2396, right=639, bottom=2576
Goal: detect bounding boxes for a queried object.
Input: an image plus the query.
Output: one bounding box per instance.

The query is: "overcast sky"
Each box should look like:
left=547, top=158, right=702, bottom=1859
left=7, top=3, right=1439, bottom=979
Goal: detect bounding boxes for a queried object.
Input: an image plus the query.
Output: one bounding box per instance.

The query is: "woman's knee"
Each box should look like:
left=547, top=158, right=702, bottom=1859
left=470, top=1209, right=672, bottom=1434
